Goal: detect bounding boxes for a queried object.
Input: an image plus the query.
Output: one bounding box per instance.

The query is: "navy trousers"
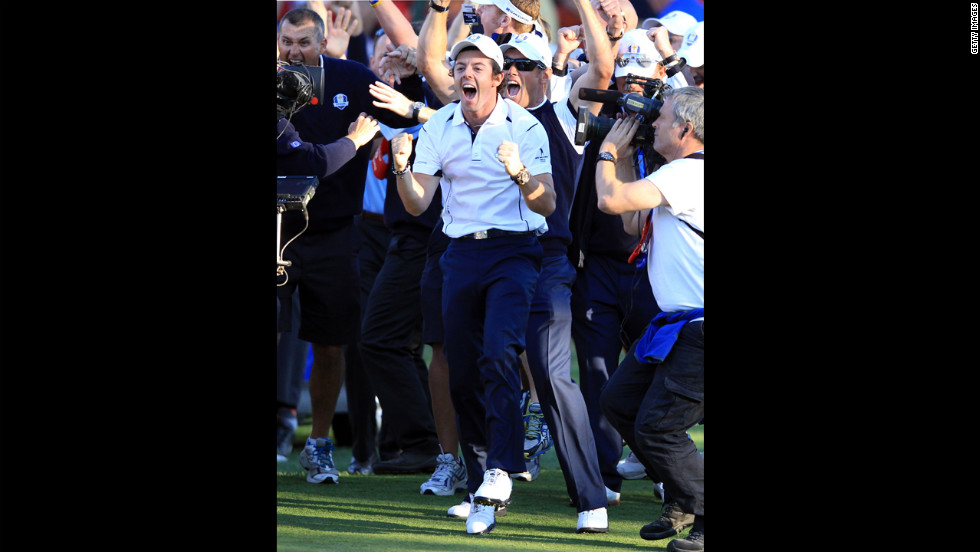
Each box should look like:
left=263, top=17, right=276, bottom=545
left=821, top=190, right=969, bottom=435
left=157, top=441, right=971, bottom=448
left=571, top=254, right=662, bottom=492
left=525, top=254, right=607, bottom=512
left=440, top=234, right=542, bottom=493
left=600, top=320, right=704, bottom=517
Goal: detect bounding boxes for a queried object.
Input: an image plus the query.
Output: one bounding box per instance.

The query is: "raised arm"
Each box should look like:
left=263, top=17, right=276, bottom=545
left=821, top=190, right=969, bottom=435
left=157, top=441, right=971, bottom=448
left=416, top=0, right=458, bottom=105
left=569, top=0, right=615, bottom=116
left=595, top=116, right=667, bottom=215
left=389, top=132, right=442, bottom=215
left=368, top=0, right=418, bottom=48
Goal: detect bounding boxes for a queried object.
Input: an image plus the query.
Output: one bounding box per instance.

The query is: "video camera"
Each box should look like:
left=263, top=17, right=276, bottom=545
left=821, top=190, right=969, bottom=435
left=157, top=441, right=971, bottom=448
left=277, top=61, right=325, bottom=121
left=573, top=77, right=669, bottom=147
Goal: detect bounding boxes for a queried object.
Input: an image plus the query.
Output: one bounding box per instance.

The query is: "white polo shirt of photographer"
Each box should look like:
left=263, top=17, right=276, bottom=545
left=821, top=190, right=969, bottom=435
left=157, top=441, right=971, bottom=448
left=413, top=96, right=552, bottom=238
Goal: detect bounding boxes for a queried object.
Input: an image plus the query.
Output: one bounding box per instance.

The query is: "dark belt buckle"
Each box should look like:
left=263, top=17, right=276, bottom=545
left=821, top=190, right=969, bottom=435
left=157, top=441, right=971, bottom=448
left=473, top=230, right=489, bottom=240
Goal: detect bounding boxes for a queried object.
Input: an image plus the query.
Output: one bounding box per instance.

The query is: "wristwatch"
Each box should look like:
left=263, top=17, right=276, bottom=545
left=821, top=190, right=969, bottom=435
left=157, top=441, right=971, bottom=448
left=597, top=152, right=617, bottom=163
left=511, top=166, right=531, bottom=186
left=410, top=101, right=425, bottom=122
left=429, top=0, right=449, bottom=12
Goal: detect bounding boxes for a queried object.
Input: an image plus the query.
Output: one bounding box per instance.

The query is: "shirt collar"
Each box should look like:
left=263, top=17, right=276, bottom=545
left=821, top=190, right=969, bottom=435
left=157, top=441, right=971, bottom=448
left=452, top=94, right=508, bottom=128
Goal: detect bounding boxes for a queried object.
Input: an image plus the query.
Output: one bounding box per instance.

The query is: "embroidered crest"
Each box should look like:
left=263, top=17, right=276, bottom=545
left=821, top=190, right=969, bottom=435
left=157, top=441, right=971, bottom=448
left=333, top=93, right=349, bottom=110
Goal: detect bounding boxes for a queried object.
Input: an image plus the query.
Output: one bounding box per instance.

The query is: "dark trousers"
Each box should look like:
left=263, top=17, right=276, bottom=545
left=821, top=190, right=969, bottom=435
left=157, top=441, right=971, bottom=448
left=440, top=234, right=542, bottom=493
left=345, top=215, right=391, bottom=462
left=525, top=254, right=607, bottom=512
left=571, top=254, right=661, bottom=491
left=359, top=232, right=440, bottom=456
left=600, top=320, right=704, bottom=516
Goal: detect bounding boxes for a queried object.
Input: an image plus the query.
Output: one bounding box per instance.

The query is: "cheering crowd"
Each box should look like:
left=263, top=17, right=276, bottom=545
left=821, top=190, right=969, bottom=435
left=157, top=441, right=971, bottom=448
left=276, top=0, right=703, bottom=548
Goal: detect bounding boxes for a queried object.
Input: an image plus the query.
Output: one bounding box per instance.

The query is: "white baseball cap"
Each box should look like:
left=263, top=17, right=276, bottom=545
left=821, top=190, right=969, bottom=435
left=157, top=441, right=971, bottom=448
left=614, top=29, right=664, bottom=79
left=450, top=33, right=505, bottom=72
left=641, top=10, right=697, bottom=36
left=676, top=21, right=703, bottom=68
left=500, top=32, right=553, bottom=68
left=489, top=0, right=534, bottom=25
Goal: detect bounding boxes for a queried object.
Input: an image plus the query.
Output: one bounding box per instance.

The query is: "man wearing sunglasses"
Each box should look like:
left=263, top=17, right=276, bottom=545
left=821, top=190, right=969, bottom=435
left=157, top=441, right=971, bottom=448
left=487, top=0, right=628, bottom=534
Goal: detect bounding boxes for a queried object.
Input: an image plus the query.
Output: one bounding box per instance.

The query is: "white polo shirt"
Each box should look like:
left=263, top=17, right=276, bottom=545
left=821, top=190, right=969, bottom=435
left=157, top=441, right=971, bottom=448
left=413, top=96, right=553, bottom=238
left=644, top=153, right=704, bottom=312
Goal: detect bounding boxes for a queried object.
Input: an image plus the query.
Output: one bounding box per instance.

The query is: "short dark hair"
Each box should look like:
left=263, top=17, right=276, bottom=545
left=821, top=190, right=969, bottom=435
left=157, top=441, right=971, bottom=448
left=279, top=8, right=325, bottom=43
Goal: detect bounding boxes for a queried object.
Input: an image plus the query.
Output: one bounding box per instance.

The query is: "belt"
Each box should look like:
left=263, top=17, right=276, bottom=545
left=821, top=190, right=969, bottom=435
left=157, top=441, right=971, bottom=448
left=360, top=211, right=384, bottom=223
left=457, top=229, right=537, bottom=240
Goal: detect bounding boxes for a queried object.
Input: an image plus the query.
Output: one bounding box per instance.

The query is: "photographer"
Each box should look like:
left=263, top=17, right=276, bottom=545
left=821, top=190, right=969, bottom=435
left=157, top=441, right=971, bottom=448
left=594, top=86, right=704, bottom=552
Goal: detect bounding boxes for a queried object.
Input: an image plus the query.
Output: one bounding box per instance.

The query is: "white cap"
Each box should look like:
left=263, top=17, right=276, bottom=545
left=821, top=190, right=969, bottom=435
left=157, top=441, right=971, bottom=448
left=676, top=21, right=703, bottom=67
left=500, top=32, right=553, bottom=68
left=489, top=0, right=534, bottom=25
left=614, top=29, right=664, bottom=79
left=450, top=33, right=505, bottom=72
left=641, top=10, right=697, bottom=36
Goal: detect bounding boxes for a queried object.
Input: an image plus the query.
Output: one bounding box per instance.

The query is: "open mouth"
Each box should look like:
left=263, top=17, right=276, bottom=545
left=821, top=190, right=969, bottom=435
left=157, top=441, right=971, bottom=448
left=505, top=80, right=521, bottom=99
left=461, top=82, right=477, bottom=101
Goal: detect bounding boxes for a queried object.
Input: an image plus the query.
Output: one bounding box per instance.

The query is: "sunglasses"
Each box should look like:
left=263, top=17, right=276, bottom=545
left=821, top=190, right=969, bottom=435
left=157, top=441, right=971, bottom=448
left=503, top=58, right=546, bottom=71
left=615, top=54, right=657, bottom=68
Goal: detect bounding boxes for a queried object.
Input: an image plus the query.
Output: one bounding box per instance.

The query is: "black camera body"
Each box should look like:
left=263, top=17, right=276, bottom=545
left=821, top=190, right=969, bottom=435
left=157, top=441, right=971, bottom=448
left=574, top=77, right=669, bottom=147
left=277, top=62, right=325, bottom=120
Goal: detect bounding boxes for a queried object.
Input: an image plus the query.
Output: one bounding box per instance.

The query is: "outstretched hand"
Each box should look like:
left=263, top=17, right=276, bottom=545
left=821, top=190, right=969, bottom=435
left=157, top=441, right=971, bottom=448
left=369, top=80, right=413, bottom=119
left=346, top=112, right=380, bottom=148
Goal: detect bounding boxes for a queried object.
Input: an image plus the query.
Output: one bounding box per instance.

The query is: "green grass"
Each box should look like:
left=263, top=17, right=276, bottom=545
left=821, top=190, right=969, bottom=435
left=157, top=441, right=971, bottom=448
left=277, top=425, right=703, bottom=551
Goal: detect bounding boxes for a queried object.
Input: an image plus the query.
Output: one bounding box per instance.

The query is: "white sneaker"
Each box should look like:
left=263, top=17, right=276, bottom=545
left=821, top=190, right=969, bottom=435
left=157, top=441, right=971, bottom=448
left=616, top=451, right=647, bottom=480
left=509, top=455, right=540, bottom=482
left=605, top=486, right=621, bottom=506
left=466, top=502, right=497, bottom=535
left=447, top=494, right=508, bottom=519
left=474, top=468, right=512, bottom=507
left=420, top=453, right=467, bottom=496
left=301, top=437, right=340, bottom=484
left=576, top=507, right=609, bottom=533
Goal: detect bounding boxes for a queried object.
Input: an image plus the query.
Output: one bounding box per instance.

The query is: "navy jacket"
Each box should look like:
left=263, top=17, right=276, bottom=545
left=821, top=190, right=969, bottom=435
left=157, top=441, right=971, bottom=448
left=279, top=54, right=418, bottom=237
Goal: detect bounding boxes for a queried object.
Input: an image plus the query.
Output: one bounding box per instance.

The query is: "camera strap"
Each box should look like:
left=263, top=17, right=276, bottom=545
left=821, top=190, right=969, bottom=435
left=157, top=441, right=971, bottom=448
left=628, top=151, right=704, bottom=265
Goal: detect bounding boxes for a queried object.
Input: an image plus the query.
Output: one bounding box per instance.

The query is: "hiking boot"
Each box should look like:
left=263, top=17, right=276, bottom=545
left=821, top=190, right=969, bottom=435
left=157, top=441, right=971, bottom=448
left=639, top=502, right=694, bottom=540
left=667, top=529, right=704, bottom=551
left=420, top=453, right=467, bottom=496
left=510, top=455, right=540, bottom=482
left=372, top=450, right=439, bottom=474
left=616, top=451, right=647, bottom=479
left=277, top=407, right=298, bottom=459
left=523, top=403, right=553, bottom=459
left=301, top=437, right=340, bottom=484
left=466, top=502, right=497, bottom=535
left=576, top=508, right=609, bottom=533
left=473, top=468, right=512, bottom=507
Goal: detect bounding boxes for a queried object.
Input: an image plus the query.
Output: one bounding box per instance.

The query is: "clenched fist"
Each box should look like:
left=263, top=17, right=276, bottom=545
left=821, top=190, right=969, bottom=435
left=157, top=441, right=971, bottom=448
left=390, top=132, right=414, bottom=172
left=496, top=141, right=524, bottom=177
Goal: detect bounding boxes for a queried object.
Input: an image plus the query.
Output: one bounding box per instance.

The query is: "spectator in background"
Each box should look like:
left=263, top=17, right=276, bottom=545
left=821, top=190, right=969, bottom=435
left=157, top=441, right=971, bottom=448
left=568, top=22, right=669, bottom=506
left=276, top=6, right=416, bottom=485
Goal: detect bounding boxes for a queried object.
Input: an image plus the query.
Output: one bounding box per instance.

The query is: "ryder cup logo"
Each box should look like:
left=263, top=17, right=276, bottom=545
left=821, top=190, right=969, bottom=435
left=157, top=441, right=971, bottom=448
left=626, top=44, right=641, bottom=55
left=333, top=93, right=349, bottom=110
